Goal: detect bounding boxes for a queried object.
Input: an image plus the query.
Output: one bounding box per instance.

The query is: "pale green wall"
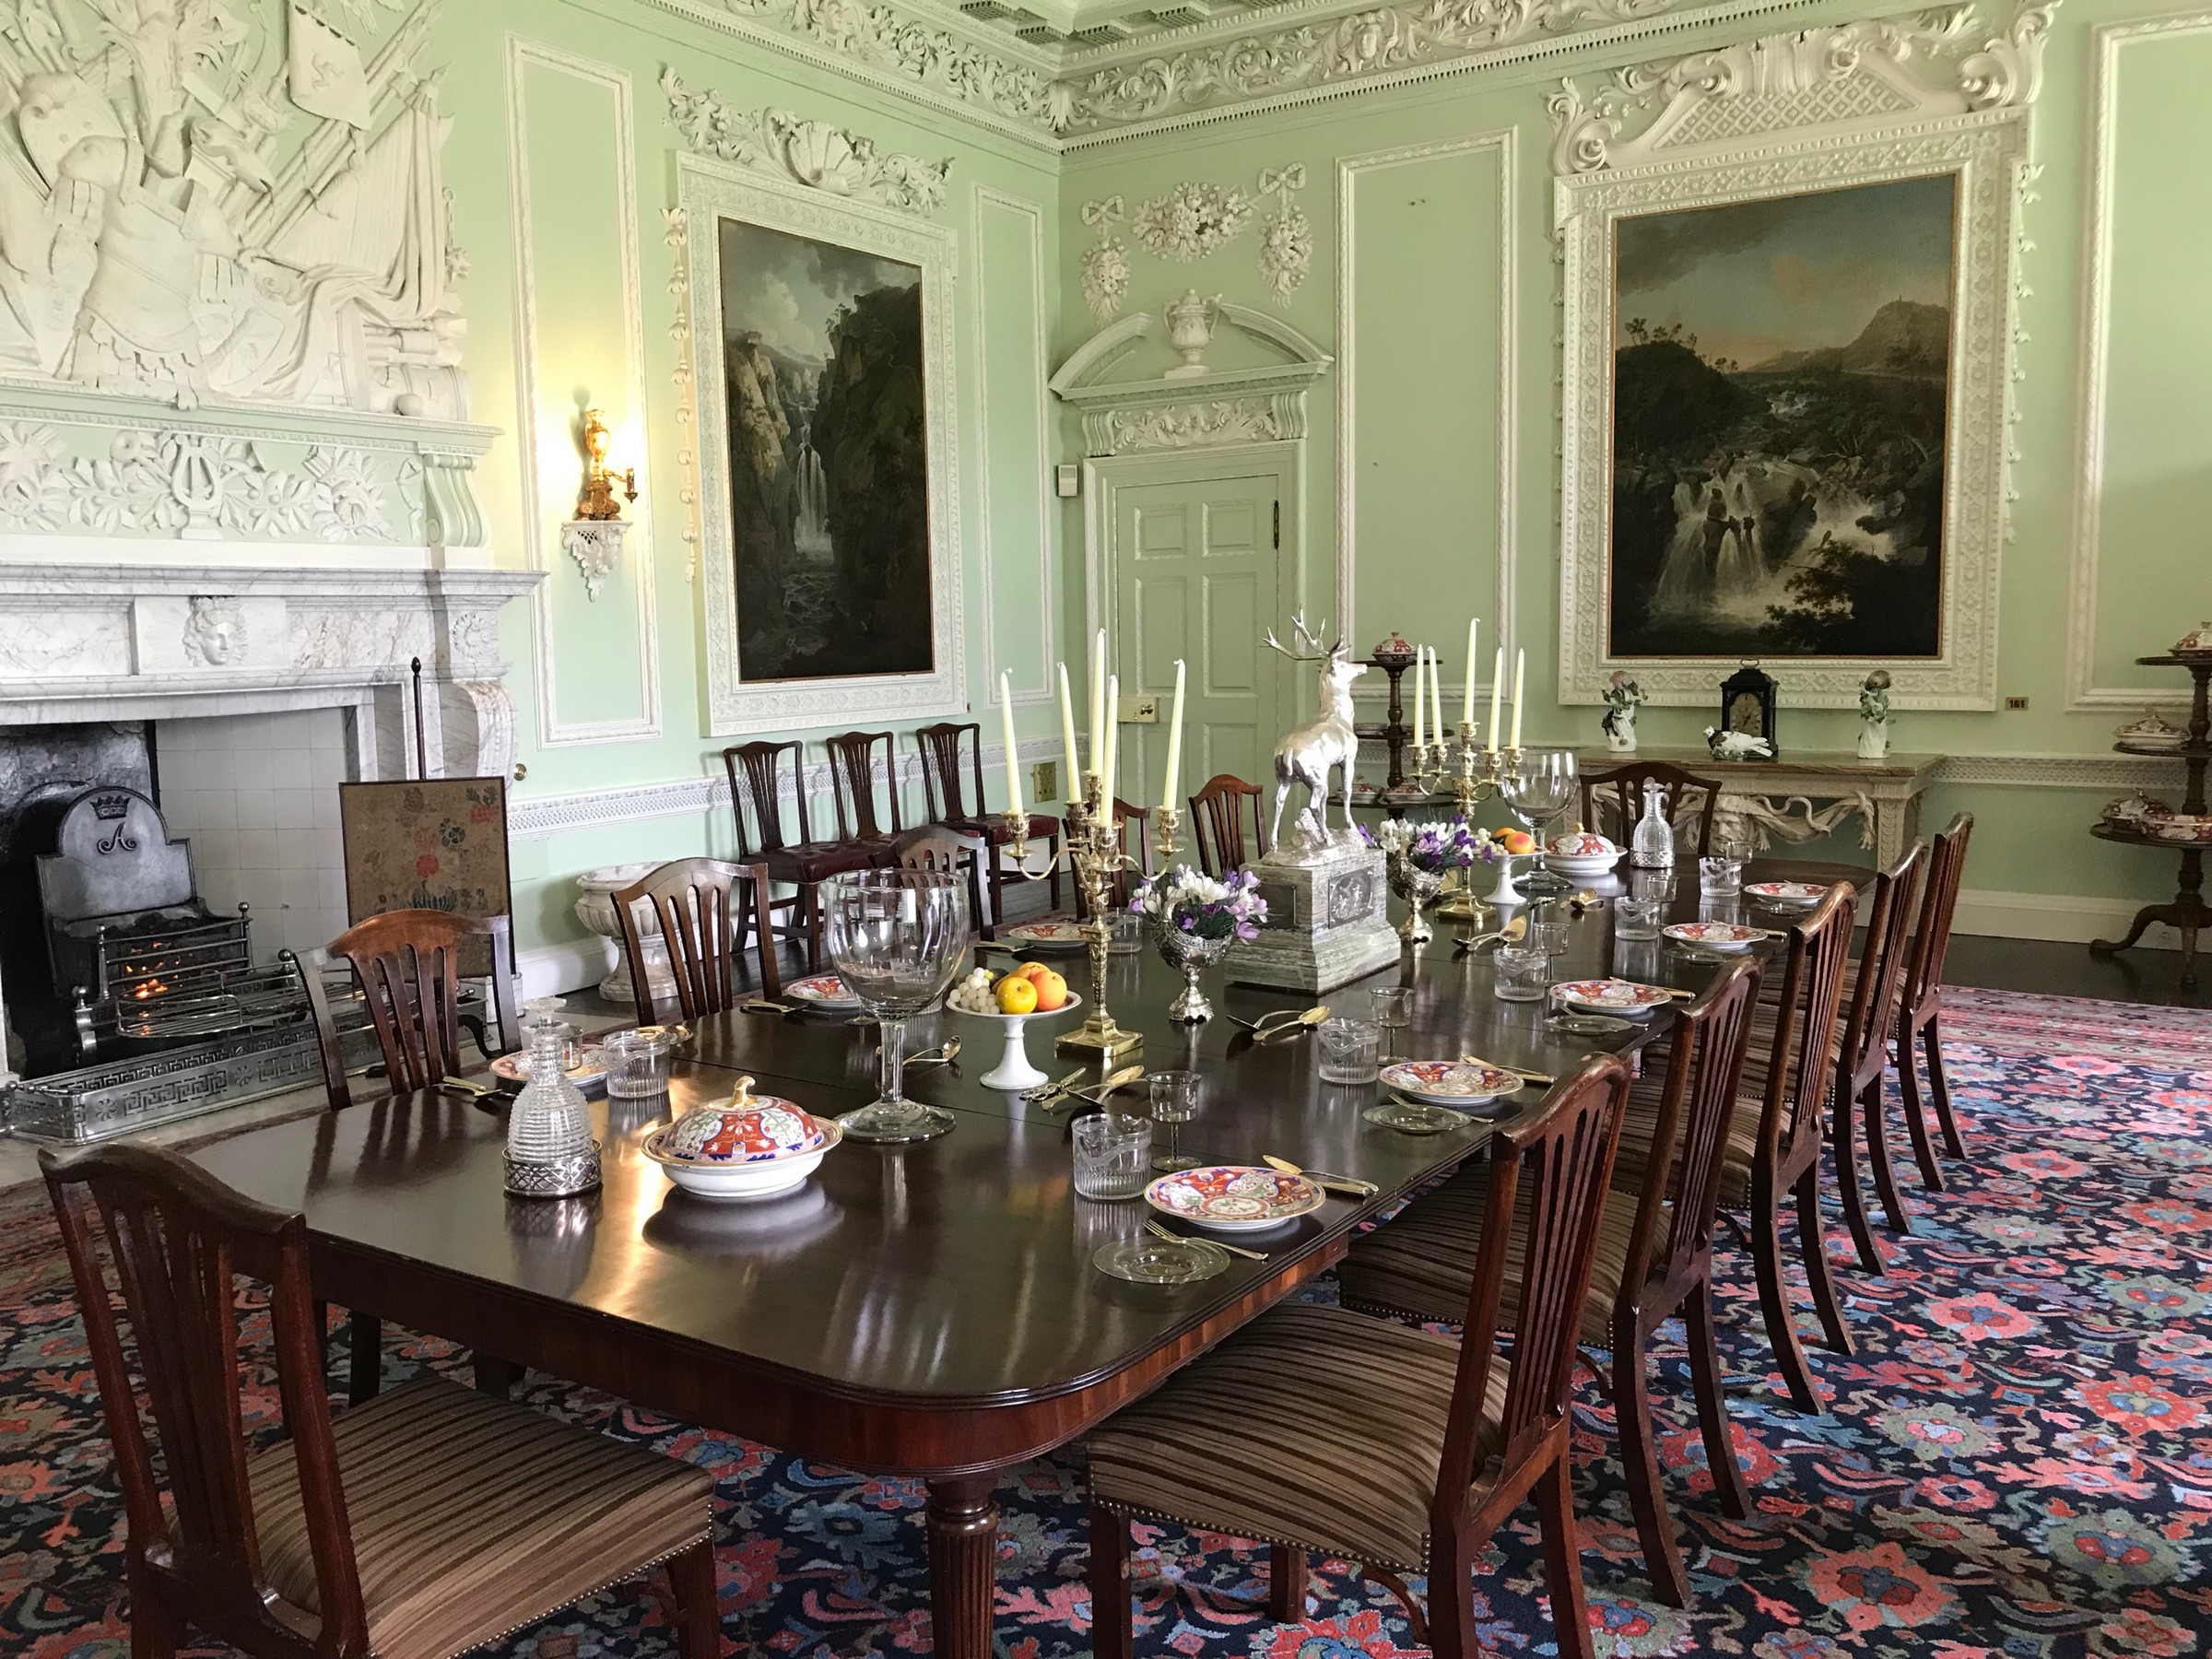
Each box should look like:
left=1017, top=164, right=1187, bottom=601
left=426, top=0, right=1065, bottom=957
left=429, top=0, right=2212, bottom=963
left=1057, top=0, right=2212, bottom=920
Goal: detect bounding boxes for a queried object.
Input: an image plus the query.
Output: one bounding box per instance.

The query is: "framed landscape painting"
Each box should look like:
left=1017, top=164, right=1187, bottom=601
left=681, top=156, right=964, bottom=735
left=1553, top=24, right=2035, bottom=711
left=1606, top=177, right=1957, bottom=664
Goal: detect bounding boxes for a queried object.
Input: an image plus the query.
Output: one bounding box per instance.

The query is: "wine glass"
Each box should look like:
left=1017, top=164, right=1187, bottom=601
left=821, top=869, right=971, bottom=1143
left=1502, top=747, right=1579, bottom=899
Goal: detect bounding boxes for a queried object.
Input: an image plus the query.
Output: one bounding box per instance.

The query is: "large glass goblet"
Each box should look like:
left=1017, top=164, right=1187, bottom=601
left=1502, top=747, right=1579, bottom=900
left=822, top=869, right=971, bottom=1143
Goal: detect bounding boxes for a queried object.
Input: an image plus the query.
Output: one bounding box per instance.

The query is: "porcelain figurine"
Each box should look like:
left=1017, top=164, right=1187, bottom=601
left=1600, top=669, right=1644, bottom=753
left=1704, top=725, right=1774, bottom=761
left=1857, top=668, right=1893, bottom=760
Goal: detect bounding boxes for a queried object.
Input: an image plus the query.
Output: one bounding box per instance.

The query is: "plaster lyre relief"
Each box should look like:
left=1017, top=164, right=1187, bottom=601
left=0, top=0, right=465, bottom=417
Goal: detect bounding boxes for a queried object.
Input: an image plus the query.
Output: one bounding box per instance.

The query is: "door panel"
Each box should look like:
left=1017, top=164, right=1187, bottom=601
left=1111, top=469, right=1283, bottom=816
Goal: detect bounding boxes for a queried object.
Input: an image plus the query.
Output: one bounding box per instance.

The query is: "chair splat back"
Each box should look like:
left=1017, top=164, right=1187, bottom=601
left=825, top=731, right=902, bottom=842
left=1759, top=883, right=1859, bottom=1170
left=913, top=723, right=984, bottom=826
left=1901, top=814, right=1974, bottom=1020
left=1438, top=1053, right=1631, bottom=1493
left=326, top=911, right=515, bottom=1094
left=43, top=1142, right=367, bottom=1659
left=1579, top=760, right=1720, bottom=854
left=614, top=857, right=780, bottom=1020
left=1635, top=957, right=1764, bottom=1283
left=1839, top=843, right=1926, bottom=1095
left=1187, top=774, right=1266, bottom=877
left=724, top=740, right=811, bottom=856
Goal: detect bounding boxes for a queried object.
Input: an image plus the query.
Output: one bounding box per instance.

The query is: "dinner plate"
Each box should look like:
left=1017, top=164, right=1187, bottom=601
left=1000, top=920, right=1088, bottom=952
left=1550, top=979, right=1674, bottom=1019
left=786, top=972, right=862, bottom=1009
left=1145, top=1166, right=1324, bottom=1233
left=1378, top=1059, right=1523, bottom=1105
left=490, top=1045, right=607, bottom=1088
left=1663, top=922, right=1762, bottom=952
left=1743, top=880, right=1826, bottom=908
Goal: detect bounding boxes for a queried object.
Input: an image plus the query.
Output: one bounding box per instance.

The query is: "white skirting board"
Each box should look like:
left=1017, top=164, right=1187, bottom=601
left=1953, top=888, right=2182, bottom=950
left=517, top=938, right=614, bottom=1001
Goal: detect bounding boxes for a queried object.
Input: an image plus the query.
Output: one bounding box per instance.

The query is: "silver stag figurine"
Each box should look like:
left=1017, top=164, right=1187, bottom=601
left=1265, top=612, right=1367, bottom=851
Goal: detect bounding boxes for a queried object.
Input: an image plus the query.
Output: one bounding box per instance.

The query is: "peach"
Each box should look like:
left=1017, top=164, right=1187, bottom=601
left=1031, top=970, right=1068, bottom=1012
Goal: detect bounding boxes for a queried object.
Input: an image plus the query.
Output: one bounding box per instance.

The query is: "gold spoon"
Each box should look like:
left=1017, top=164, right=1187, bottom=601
left=1261, top=1153, right=1377, bottom=1198
left=1147, top=1217, right=1268, bottom=1263
left=1254, top=1005, right=1333, bottom=1042
left=1454, top=914, right=1528, bottom=955
left=901, top=1037, right=962, bottom=1069
left=1050, top=1063, right=1147, bottom=1110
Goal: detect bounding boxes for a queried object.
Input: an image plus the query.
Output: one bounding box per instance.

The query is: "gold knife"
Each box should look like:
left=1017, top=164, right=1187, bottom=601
left=1460, top=1054, right=1556, bottom=1086
left=1262, top=1153, right=1377, bottom=1197
left=1023, top=1068, right=1086, bottom=1103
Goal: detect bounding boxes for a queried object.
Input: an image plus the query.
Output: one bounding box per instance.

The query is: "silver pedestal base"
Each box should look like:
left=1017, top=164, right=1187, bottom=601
left=1230, top=842, right=1402, bottom=994
left=503, top=1142, right=604, bottom=1198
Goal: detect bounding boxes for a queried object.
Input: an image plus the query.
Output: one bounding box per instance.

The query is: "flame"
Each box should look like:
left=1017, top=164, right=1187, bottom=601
left=133, top=979, right=170, bottom=1000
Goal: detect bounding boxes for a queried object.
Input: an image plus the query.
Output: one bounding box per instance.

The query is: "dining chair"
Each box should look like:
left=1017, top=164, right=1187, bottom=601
left=1088, top=1053, right=1632, bottom=1659
left=1580, top=759, right=1720, bottom=854
left=824, top=729, right=905, bottom=848
left=1070, top=797, right=1153, bottom=917
left=1829, top=841, right=1926, bottom=1275
left=292, top=910, right=519, bottom=1406
left=42, top=1141, right=722, bottom=1659
left=1187, top=773, right=1267, bottom=877
left=1337, top=957, right=1764, bottom=1609
left=613, top=856, right=782, bottom=1024
left=724, top=739, right=877, bottom=969
left=1894, top=814, right=1975, bottom=1188
left=913, top=720, right=1064, bottom=922
left=888, top=826, right=992, bottom=937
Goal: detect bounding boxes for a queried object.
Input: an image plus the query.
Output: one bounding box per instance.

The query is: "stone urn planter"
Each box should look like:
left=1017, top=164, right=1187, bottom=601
left=573, top=863, right=676, bottom=1006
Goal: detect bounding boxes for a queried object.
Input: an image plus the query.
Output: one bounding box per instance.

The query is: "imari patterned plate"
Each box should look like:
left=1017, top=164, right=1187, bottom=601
left=1551, top=979, right=1674, bottom=1019
left=786, top=972, right=861, bottom=1008
left=1001, top=920, right=1088, bottom=951
left=1378, top=1060, right=1522, bottom=1105
left=1663, top=921, right=1763, bottom=952
left=1744, top=880, right=1827, bottom=908
left=1144, top=1165, right=1324, bottom=1233
left=491, top=1046, right=607, bottom=1088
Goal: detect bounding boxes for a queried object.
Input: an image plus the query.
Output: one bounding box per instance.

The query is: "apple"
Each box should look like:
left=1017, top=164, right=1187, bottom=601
left=1031, top=970, right=1068, bottom=1011
left=1015, top=960, right=1053, bottom=984
left=995, top=973, right=1039, bottom=1015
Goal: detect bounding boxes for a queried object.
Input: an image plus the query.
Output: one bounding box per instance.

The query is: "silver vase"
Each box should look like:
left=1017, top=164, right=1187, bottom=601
left=1387, top=853, right=1446, bottom=946
left=1153, top=923, right=1236, bottom=1022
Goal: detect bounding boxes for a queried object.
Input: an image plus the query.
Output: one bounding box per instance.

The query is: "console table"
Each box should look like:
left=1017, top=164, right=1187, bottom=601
left=1571, top=747, right=1942, bottom=867
left=2088, top=654, right=2209, bottom=988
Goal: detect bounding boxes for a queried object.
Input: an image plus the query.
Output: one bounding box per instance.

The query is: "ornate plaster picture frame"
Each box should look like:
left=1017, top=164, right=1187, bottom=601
left=677, top=153, right=964, bottom=736
left=1553, top=6, right=2048, bottom=711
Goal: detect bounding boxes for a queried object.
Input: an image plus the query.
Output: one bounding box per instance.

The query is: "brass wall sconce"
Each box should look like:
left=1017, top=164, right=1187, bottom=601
left=560, top=408, right=638, bottom=601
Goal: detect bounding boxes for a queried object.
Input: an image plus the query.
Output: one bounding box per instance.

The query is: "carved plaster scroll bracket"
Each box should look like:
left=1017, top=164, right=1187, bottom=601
left=661, top=67, right=952, bottom=214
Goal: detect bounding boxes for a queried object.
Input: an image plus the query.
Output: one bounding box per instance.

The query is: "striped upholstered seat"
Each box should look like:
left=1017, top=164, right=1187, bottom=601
left=1088, top=1301, right=1508, bottom=1571
left=1337, top=1179, right=1641, bottom=1341
left=246, top=1376, right=713, bottom=1659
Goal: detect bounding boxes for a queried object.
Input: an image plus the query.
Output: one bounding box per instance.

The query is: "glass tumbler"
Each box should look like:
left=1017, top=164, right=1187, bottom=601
left=1072, top=1112, right=1153, bottom=1200
left=1529, top=905, right=1571, bottom=960
left=1615, top=893, right=1665, bottom=940
left=1147, top=1069, right=1201, bottom=1171
left=1699, top=853, right=1747, bottom=895
left=1316, top=1018, right=1382, bottom=1085
left=601, top=1028, right=677, bottom=1099
left=1108, top=911, right=1145, bottom=957
left=1369, top=987, right=1413, bottom=1060
left=1493, top=944, right=1550, bottom=1001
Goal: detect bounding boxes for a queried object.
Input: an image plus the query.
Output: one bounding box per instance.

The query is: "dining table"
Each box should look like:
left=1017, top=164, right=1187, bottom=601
left=190, top=853, right=1867, bottom=1658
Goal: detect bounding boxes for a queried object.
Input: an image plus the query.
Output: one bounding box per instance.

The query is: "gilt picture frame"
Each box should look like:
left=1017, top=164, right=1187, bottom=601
left=1552, top=13, right=2044, bottom=711
left=679, top=154, right=965, bottom=737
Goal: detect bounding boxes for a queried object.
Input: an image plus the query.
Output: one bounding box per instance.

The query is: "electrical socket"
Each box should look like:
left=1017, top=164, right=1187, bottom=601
left=1030, top=760, right=1058, bottom=801
left=2004, top=696, right=2030, bottom=711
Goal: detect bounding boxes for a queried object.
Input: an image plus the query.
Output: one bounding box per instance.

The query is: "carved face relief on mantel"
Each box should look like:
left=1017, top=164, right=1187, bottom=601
left=0, top=0, right=466, bottom=418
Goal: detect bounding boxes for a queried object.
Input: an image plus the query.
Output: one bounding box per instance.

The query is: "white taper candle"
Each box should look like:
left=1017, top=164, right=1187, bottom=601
left=1101, top=674, right=1119, bottom=808
left=999, top=670, right=1024, bottom=815
left=1488, top=646, right=1504, bottom=753
left=1058, top=663, right=1079, bottom=797
left=1410, top=646, right=1425, bottom=749
left=1162, top=659, right=1187, bottom=810
left=1464, top=618, right=1479, bottom=728
left=1510, top=647, right=1525, bottom=750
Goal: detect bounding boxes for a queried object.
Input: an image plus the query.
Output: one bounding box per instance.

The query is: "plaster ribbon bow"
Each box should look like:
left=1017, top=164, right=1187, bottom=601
left=1257, top=165, right=1307, bottom=200
left=1082, top=196, right=1126, bottom=229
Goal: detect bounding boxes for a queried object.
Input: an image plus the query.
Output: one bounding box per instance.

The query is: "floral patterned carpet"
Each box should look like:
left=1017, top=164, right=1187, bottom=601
left=4, top=986, right=2208, bottom=1659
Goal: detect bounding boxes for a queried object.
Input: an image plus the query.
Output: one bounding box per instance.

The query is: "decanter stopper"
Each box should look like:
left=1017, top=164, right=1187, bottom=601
left=503, top=997, right=602, bottom=1198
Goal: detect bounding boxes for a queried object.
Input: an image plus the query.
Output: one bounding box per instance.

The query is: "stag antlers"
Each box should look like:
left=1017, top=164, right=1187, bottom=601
left=1263, top=610, right=1344, bottom=663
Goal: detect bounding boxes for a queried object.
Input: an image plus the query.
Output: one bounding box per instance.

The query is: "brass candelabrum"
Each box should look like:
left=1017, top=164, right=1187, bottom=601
left=998, top=773, right=1177, bottom=1063
left=1405, top=725, right=1524, bottom=941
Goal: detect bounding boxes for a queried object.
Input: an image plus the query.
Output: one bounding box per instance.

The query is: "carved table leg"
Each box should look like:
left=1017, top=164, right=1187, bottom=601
left=927, top=1473, right=1001, bottom=1659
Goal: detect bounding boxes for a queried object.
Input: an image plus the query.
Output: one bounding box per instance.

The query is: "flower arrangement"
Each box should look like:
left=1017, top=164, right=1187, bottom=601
left=1363, top=817, right=1493, bottom=874
left=1131, top=865, right=1269, bottom=943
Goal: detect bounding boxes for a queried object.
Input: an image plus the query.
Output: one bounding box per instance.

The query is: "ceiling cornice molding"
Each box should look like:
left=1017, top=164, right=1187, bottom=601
left=633, top=0, right=1917, bottom=148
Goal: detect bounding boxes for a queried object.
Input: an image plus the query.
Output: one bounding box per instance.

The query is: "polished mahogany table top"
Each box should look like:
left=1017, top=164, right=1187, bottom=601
left=187, top=853, right=1866, bottom=1659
